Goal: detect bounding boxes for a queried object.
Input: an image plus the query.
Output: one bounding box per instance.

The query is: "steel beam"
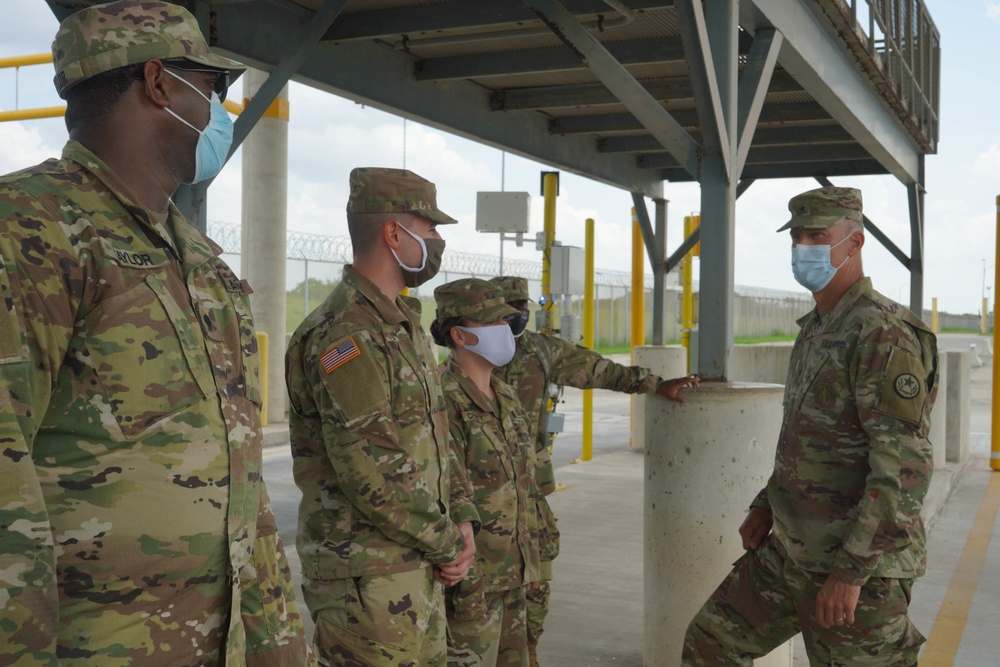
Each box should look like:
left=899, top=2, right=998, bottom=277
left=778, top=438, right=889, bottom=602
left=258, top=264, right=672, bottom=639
left=631, top=192, right=662, bottom=269
left=664, top=227, right=700, bottom=274
left=674, top=0, right=731, bottom=176
left=321, top=0, right=675, bottom=42
left=208, top=0, right=663, bottom=196
left=597, top=124, right=853, bottom=153
left=814, top=176, right=911, bottom=269
left=739, top=0, right=922, bottom=183
left=908, top=156, right=926, bottom=314
left=735, top=29, right=783, bottom=174
left=662, top=158, right=888, bottom=182
left=492, top=68, right=802, bottom=111
left=523, top=0, right=701, bottom=179
left=639, top=142, right=871, bottom=169
left=416, top=36, right=684, bottom=82
left=550, top=101, right=830, bottom=134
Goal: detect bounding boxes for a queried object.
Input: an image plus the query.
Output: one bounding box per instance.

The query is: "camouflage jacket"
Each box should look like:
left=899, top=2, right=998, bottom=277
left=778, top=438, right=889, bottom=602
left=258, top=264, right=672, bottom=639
left=441, top=357, right=541, bottom=603
left=497, top=330, right=661, bottom=495
left=753, top=278, right=937, bottom=584
left=0, top=142, right=310, bottom=666
left=286, top=265, right=479, bottom=581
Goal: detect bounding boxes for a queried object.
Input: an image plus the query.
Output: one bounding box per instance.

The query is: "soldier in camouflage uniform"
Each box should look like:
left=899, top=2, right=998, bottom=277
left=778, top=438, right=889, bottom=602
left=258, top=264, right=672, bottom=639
left=0, top=2, right=312, bottom=665
left=431, top=279, right=542, bottom=667
left=286, top=168, right=480, bottom=667
left=489, top=276, right=697, bottom=665
left=683, top=187, right=937, bottom=666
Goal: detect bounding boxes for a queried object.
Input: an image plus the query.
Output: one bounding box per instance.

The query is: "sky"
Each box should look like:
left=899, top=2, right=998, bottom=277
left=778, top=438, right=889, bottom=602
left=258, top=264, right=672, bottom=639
left=0, top=0, right=996, bottom=315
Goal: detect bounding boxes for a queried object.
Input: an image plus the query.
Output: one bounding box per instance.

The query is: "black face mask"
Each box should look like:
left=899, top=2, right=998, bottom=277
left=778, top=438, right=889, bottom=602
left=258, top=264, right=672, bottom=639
left=506, top=308, right=530, bottom=337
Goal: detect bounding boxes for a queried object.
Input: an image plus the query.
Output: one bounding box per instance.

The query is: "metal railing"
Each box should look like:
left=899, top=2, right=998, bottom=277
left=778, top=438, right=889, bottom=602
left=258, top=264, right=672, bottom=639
left=818, top=0, right=940, bottom=152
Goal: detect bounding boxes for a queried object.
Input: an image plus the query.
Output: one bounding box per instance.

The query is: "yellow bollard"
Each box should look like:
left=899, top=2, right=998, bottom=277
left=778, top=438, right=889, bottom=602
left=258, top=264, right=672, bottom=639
left=582, top=218, right=595, bottom=462
left=630, top=209, right=645, bottom=449
left=540, top=172, right=559, bottom=332
left=931, top=297, right=939, bottom=333
left=256, top=331, right=269, bottom=427
left=681, top=215, right=700, bottom=373
left=992, top=196, right=1000, bottom=470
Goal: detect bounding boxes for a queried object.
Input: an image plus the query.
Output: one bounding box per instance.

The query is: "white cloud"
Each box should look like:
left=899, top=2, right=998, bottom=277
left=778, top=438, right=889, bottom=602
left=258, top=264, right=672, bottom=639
left=987, top=2, right=1000, bottom=21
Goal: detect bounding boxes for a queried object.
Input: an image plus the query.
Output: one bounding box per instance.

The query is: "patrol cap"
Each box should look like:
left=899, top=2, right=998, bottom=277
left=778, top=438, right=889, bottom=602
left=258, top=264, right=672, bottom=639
left=489, top=276, right=530, bottom=303
left=347, top=167, right=458, bottom=225
left=434, top=279, right=519, bottom=323
left=52, top=0, right=246, bottom=99
left=776, top=186, right=863, bottom=232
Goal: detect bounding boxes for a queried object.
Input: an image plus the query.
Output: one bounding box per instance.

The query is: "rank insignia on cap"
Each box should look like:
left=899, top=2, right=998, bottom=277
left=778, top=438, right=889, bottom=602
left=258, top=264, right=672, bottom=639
left=320, top=337, right=361, bottom=374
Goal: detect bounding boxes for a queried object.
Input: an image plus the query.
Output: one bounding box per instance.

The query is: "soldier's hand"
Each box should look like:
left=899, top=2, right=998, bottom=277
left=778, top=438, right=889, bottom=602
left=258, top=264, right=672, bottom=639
left=436, top=522, right=477, bottom=585
left=739, top=506, right=773, bottom=550
left=815, top=574, right=861, bottom=629
left=656, top=375, right=699, bottom=403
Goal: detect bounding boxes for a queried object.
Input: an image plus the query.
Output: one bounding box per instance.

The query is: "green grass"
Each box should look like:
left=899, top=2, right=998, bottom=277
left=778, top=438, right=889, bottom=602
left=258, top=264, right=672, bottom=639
left=940, top=327, right=986, bottom=334
left=734, top=334, right=798, bottom=344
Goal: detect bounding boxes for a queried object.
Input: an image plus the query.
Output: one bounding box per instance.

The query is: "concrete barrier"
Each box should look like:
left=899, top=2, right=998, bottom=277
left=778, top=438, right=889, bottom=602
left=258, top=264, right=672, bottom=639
left=632, top=346, right=688, bottom=453
left=945, top=350, right=971, bottom=465
left=643, top=377, right=791, bottom=667
left=730, top=342, right=794, bottom=384
left=929, top=351, right=948, bottom=470
left=970, top=344, right=983, bottom=369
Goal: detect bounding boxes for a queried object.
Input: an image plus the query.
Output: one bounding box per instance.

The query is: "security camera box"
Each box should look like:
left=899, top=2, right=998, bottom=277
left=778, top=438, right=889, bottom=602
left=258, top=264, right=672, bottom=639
left=476, top=192, right=531, bottom=233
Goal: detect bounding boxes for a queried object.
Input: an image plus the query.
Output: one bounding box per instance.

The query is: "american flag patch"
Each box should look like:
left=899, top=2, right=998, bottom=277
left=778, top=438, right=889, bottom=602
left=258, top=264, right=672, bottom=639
left=320, top=337, right=361, bottom=373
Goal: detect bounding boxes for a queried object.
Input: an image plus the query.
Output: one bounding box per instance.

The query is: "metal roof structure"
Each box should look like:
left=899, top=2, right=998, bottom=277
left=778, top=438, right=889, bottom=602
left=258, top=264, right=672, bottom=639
left=43, top=0, right=941, bottom=379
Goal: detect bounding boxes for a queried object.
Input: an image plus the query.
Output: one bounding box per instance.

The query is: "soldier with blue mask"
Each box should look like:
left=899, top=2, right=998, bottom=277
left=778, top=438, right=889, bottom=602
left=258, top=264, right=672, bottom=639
left=0, top=1, right=311, bottom=665
left=682, top=186, right=938, bottom=666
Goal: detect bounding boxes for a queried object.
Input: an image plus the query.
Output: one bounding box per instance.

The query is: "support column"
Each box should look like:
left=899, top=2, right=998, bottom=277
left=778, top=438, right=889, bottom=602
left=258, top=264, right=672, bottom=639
left=653, top=198, right=668, bottom=345
left=908, top=156, right=926, bottom=314
left=643, top=375, right=789, bottom=667
left=241, top=68, right=290, bottom=424
left=695, top=0, right=739, bottom=380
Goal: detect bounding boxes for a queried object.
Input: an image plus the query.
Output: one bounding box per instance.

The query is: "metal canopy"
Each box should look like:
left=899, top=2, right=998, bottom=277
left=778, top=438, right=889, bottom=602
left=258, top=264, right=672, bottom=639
left=43, top=0, right=941, bottom=378
left=44, top=0, right=938, bottom=197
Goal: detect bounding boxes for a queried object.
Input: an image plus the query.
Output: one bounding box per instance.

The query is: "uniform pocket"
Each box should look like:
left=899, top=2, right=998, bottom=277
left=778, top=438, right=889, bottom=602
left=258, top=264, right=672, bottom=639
left=84, top=275, right=213, bottom=439
left=241, top=530, right=293, bottom=640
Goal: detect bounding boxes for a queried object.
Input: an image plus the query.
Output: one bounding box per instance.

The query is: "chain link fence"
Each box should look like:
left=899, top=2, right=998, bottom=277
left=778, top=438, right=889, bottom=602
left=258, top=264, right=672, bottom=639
left=210, top=222, right=818, bottom=347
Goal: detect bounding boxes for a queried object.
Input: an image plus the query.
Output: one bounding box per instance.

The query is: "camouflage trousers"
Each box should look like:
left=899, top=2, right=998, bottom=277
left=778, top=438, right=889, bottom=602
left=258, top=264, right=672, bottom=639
left=303, top=567, right=446, bottom=667
left=682, top=536, right=924, bottom=666
left=447, top=586, right=529, bottom=667
left=527, top=495, right=559, bottom=645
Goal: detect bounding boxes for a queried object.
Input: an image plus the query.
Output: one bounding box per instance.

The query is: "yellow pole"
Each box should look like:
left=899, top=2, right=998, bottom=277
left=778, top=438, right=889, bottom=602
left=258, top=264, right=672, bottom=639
left=630, top=208, right=644, bottom=449
left=582, top=218, right=595, bottom=462
left=983, top=297, right=989, bottom=335
left=540, top=172, right=558, bottom=332
left=256, top=332, right=269, bottom=426
left=0, top=106, right=66, bottom=122
left=681, top=215, right=697, bottom=373
left=992, top=195, right=1000, bottom=470
left=931, top=297, right=939, bottom=333
left=0, top=53, right=52, bottom=69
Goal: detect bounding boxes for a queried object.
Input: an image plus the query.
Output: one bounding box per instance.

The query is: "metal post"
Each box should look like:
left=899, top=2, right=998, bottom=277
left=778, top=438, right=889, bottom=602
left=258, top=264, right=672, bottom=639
left=908, top=156, right=926, bottom=314
left=993, top=195, right=1000, bottom=471
left=304, top=257, right=310, bottom=314
left=541, top=172, right=559, bottom=332
left=653, top=198, right=668, bottom=345
left=632, top=209, right=645, bottom=352
left=696, top=0, right=738, bottom=380
left=682, top=215, right=697, bottom=373
left=583, top=218, right=595, bottom=462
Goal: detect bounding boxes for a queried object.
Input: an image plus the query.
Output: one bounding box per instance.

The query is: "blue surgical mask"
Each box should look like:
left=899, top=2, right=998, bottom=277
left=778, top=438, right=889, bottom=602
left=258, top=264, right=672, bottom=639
left=163, top=69, right=233, bottom=184
left=791, top=231, right=856, bottom=292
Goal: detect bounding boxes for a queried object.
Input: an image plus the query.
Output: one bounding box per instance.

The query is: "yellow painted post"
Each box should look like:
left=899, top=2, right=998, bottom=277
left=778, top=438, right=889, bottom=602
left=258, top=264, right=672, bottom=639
left=540, top=172, right=559, bottom=332
left=931, top=297, right=939, bottom=333
left=983, top=298, right=989, bottom=335
left=630, top=209, right=645, bottom=448
left=992, top=196, right=1000, bottom=470
left=681, top=215, right=699, bottom=373
left=0, top=106, right=67, bottom=123
left=582, top=218, right=595, bottom=462
left=256, top=332, right=269, bottom=426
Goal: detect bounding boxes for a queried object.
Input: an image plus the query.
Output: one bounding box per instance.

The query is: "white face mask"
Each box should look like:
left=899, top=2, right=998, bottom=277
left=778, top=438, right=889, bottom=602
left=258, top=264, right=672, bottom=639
left=456, top=323, right=516, bottom=367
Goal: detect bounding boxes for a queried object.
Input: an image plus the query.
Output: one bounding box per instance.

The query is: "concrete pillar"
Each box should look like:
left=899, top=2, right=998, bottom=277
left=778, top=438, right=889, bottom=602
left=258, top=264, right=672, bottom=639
left=929, top=351, right=948, bottom=470
left=643, top=376, right=791, bottom=667
left=945, top=350, right=971, bottom=465
left=729, top=343, right=794, bottom=385
left=241, top=68, right=290, bottom=424
left=632, top=345, right=688, bottom=453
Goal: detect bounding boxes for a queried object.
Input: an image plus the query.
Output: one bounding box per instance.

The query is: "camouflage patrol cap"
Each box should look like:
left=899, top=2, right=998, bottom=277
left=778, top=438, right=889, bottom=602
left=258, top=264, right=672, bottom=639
left=348, top=167, right=458, bottom=225
left=489, top=276, right=530, bottom=303
left=777, top=186, right=863, bottom=232
left=52, top=0, right=246, bottom=99
left=434, top=279, right=519, bottom=323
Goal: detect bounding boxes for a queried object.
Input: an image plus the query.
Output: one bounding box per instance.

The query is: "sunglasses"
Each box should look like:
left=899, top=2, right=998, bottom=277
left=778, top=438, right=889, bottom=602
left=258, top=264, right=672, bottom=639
left=134, top=60, right=231, bottom=102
